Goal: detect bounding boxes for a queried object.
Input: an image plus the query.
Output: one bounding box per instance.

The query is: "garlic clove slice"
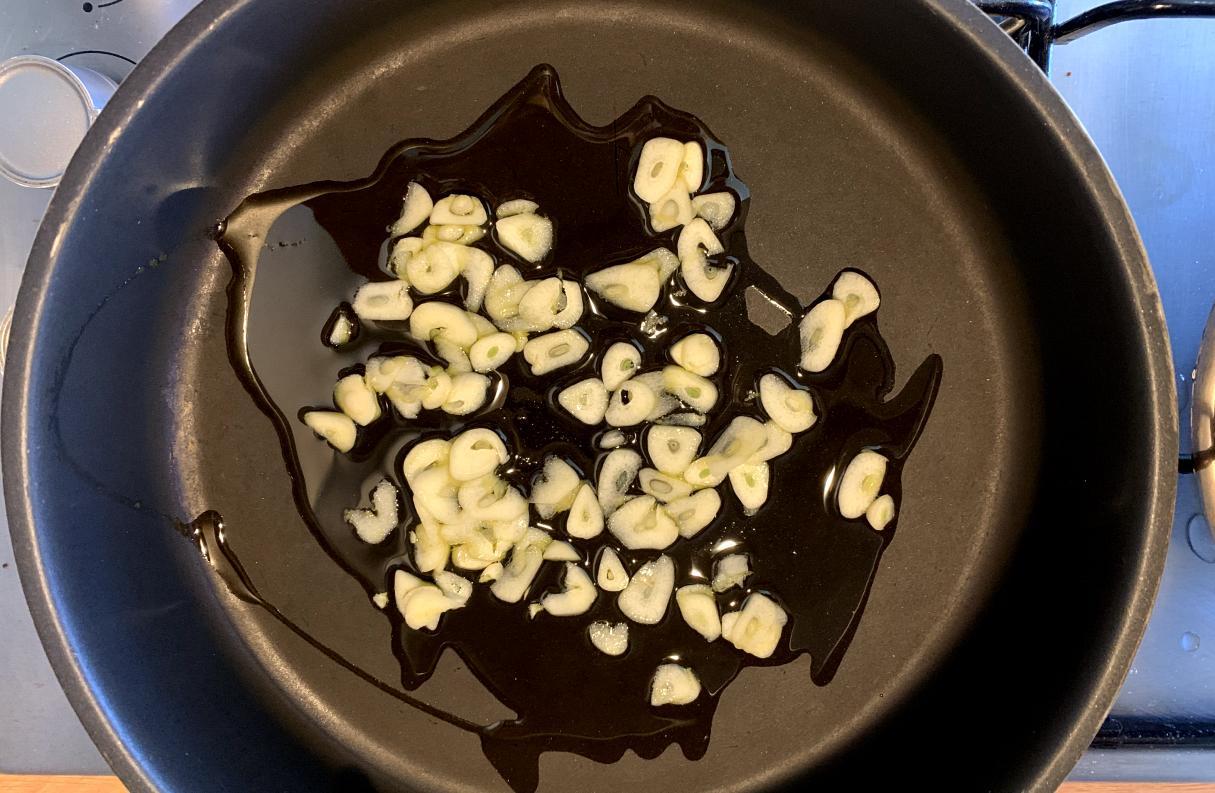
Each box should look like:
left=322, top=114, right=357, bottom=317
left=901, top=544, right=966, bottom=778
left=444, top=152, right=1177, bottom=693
left=461, top=250, right=495, bottom=312
left=648, top=183, right=694, bottom=233
left=596, top=547, right=629, bottom=591
left=639, top=468, right=694, bottom=503
left=635, top=247, right=681, bottom=281
left=540, top=563, right=596, bottom=616
left=646, top=425, right=701, bottom=475
left=434, top=337, right=472, bottom=373
left=531, top=456, right=582, bottom=519
left=721, top=592, right=787, bottom=658
left=566, top=483, right=605, bottom=539
left=409, top=519, right=450, bottom=574
left=728, top=462, right=770, bottom=515
left=496, top=212, right=554, bottom=263
left=607, top=495, right=679, bottom=550
left=588, top=621, right=629, bottom=656
left=365, top=355, right=428, bottom=393
left=680, top=141, right=705, bottom=191
left=601, top=342, right=642, bottom=391
left=411, top=466, right=461, bottom=524
left=303, top=410, right=357, bottom=453
left=685, top=416, right=767, bottom=487
left=838, top=450, right=888, bottom=519
left=749, top=420, right=794, bottom=464
left=585, top=263, right=661, bottom=313
left=799, top=298, right=847, bottom=373
left=479, top=562, right=504, bottom=582
left=543, top=540, right=581, bottom=562
left=484, top=264, right=530, bottom=324
left=344, top=479, right=398, bottom=544
left=409, top=300, right=479, bottom=349
left=666, top=488, right=721, bottom=538
left=391, top=182, right=434, bottom=237
left=598, top=429, right=627, bottom=450
left=658, top=411, right=707, bottom=428
left=866, top=494, right=896, bottom=530
left=430, top=194, right=488, bottom=226
left=661, top=365, right=717, bottom=412
left=399, top=584, right=459, bottom=631
left=334, top=374, right=382, bottom=426
left=678, top=218, right=731, bottom=303
left=441, top=372, right=491, bottom=415
left=618, top=554, right=675, bottom=624
left=469, top=332, right=517, bottom=372
left=712, top=553, right=751, bottom=593
left=496, top=198, right=539, bottom=218
left=669, top=332, right=720, bottom=377
left=650, top=663, right=701, bottom=706
left=634, top=137, right=684, bottom=203
left=353, top=280, right=414, bottom=321
left=406, top=242, right=465, bottom=294
left=402, top=438, right=451, bottom=485
left=523, top=329, right=589, bottom=376
left=676, top=584, right=721, bottom=641
left=434, top=570, right=474, bottom=606
left=691, top=191, right=736, bottom=231
left=605, top=379, right=657, bottom=427
left=518, top=277, right=582, bottom=331
left=832, top=270, right=881, bottom=327
left=597, top=448, right=643, bottom=516
left=558, top=378, right=609, bottom=425
left=448, top=428, right=508, bottom=482
left=490, top=544, right=545, bottom=603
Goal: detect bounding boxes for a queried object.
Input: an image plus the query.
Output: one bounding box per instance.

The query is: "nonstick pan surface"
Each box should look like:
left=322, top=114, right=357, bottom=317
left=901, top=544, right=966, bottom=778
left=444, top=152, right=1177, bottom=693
left=4, top=0, right=1176, bottom=791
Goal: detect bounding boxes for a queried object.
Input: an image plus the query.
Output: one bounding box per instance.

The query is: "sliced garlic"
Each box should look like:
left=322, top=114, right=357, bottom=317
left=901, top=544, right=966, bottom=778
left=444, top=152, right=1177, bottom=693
left=634, top=137, right=685, bottom=203
left=676, top=584, right=721, bottom=641
left=650, top=663, right=701, bottom=706
left=543, top=540, right=580, bottom=562
left=601, top=342, right=642, bottom=390
left=596, top=547, right=629, bottom=592
left=459, top=477, right=527, bottom=523
left=540, top=563, right=596, bottom=616
left=558, top=378, right=609, bottom=425
left=531, top=456, right=582, bottom=519
left=365, top=355, right=428, bottom=393
left=430, top=194, right=488, bottom=226
left=598, top=430, right=627, bottom=450
left=435, top=224, right=485, bottom=245
left=866, top=494, right=896, bottom=530
left=333, top=374, right=382, bottom=426
left=328, top=311, right=355, bottom=347
left=496, top=212, right=554, bottom=263
left=469, top=332, right=517, bottom=372
left=597, top=448, right=643, bottom=515
left=518, top=277, right=583, bottom=330
left=389, top=237, right=423, bottom=280
left=658, top=412, right=707, bottom=428
left=409, top=300, right=479, bottom=349
left=411, top=466, right=461, bottom=523
left=669, top=333, right=720, bottom=377
left=680, top=141, right=705, bottom=191
left=646, top=425, right=701, bottom=475
left=588, top=621, right=629, bottom=656
left=303, top=410, right=357, bottom=453
left=391, top=182, right=433, bottom=236
left=405, top=242, right=464, bottom=294
left=523, top=329, right=589, bottom=376
left=434, top=570, right=474, bottom=606
left=635, top=247, right=681, bottom=281
left=729, top=462, right=770, bottom=516
left=632, top=371, right=678, bottom=422
left=667, top=489, right=721, bottom=538
left=344, top=479, right=398, bottom=544
left=607, top=495, right=679, bottom=550
left=711, top=553, right=751, bottom=592
left=838, top=450, right=888, bottom=519
left=484, top=265, right=530, bottom=324
left=416, top=368, right=450, bottom=410
left=394, top=569, right=425, bottom=599
left=684, top=416, right=767, bottom=487
left=799, top=299, right=847, bottom=373
left=353, top=280, right=413, bottom=321
left=410, top=520, right=450, bottom=574
left=442, top=372, right=490, bottom=415
left=749, top=421, right=794, bottom=463
left=496, top=198, right=539, bottom=218
left=721, top=592, right=787, bottom=658
left=639, top=468, right=694, bottom=503
left=662, top=365, right=717, bottom=413
left=832, top=270, right=881, bottom=327
left=585, top=263, right=661, bottom=313
left=648, top=183, right=694, bottom=233
left=400, top=584, right=461, bottom=631
left=448, top=428, right=508, bottom=481
left=566, top=483, right=605, bottom=539
left=691, top=191, right=736, bottom=231
left=479, top=562, right=504, bottom=582
left=678, top=219, right=731, bottom=303
left=605, top=379, right=657, bottom=427
left=384, top=384, right=423, bottom=419
left=471, top=312, right=498, bottom=338
left=434, top=337, right=472, bottom=373
left=402, top=438, right=450, bottom=484
left=618, top=554, right=675, bottom=624
left=490, top=542, right=546, bottom=603
left=462, top=251, right=494, bottom=312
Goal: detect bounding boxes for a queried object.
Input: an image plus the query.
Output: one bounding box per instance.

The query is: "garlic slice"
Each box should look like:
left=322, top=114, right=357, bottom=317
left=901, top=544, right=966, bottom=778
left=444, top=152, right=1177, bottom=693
left=410, top=520, right=450, bottom=574
left=344, top=479, right=398, bottom=544
left=721, top=593, right=787, bottom=658
left=543, top=540, right=581, bottom=562
left=684, top=416, right=767, bottom=487
left=434, top=570, right=474, bottom=605
left=639, top=468, right=694, bottom=503
left=596, top=547, right=629, bottom=591
left=496, top=212, right=554, bottom=263
left=385, top=384, right=425, bottom=419
left=420, top=368, right=452, bottom=410
left=523, top=329, right=589, bottom=376
left=410, top=300, right=479, bottom=349
left=588, top=621, right=629, bottom=656
left=605, top=379, right=657, bottom=427
left=680, top=141, right=705, bottom=191
left=328, top=310, right=355, bottom=347
left=469, top=332, right=517, bottom=372
left=749, top=420, right=794, bottom=463
left=405, top=242, right=465, bottom=294
left=461, top=479, right=528, bottom=524
left=441, top=372, right=491, bottom=415
left=411, top=467, right=461, bottom=524
left=303, top=410, right=357, bottom=453
left=558, top=378, right=609, bottom=425
left=540, top=563, right=596, bottom=616
left=391, top=182, right=434, bottom=236
left=389, top=237, right=423, bottom=280
left=598, top=430, right=627, bottom=450
left=402, top=438, right=450, bottom=485
left=666, top=489, right=721, bottom=538
left=676, top=584, right=721, bottom=641
left=479, top=562, right=504, bottom=582
left=353, top=280, right=414, bottom=321
left=648, top=183, right=694, bottom=233
left=462, top=251, right=494, bottom=312
left=832, top=271, right=881, bottom=327
left=728, top=462, right=769, bottom=515
left=658, top=412, right=707, bottom=428
left=669, top=333, right=720, bottom=377
left=566, top=483, right=605, bottom=539
left=866, top=494, right=896, bottom=530
left=397, top=582, right=456, bottom=631
left=618, top=554, right=675, bottom=624
left=597, top=448, right=643, bottom=515
left=647, top=425, right=701, bottom=475
left=634, top=137, right=685, bottom=203
left=434, top=337, right=472, bottom=373
left=518, top=277, right=583, bottom=330
left=490, top=539, right=546, bottom=603
left=650, top=663, right=701, bottom=706
left=662, top=365, right=717, bottom=412
left=484, top=265, right=530, bottom=324
left=691, top=191, right=736, bottom=231
left=496, top=198, right=539, bottom=218
left=334, top=374, right=382, bottom=426
left=471, top=312, right=498, bottom=337
left=799, top=299, right=847, bottom=373
left=585, top=263, right=661, bottom=313
left=636, top=247, right=681, bottom=281
left=448, top=428, right=508, bottom=481
left=712, top=553, right=751, bottom=592
left=430, top=194, right=488, bottom=226
left=435, top=224, right=485, bottom=245
left=631, top=371, right=677, bottom=422
left=607, top=495, right=679, bottom=550
left=531, top=456, right=582, bottom=519
left=601, top=342, right=642, bottom=390
left=838, top=450, right=888, bottom=519
left=366, top=355, right=429, bottom=394
left=677, top=219, right=731, bottom=303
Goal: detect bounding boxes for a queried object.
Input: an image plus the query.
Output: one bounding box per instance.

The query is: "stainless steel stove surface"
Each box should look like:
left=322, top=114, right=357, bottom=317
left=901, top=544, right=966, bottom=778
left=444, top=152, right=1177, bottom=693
left=1, top=0, right=1212, bottom=780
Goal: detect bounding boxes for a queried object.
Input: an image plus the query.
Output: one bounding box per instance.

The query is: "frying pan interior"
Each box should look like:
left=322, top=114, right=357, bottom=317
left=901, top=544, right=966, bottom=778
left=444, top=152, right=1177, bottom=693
left=3, top=0, right=1173, bottom=791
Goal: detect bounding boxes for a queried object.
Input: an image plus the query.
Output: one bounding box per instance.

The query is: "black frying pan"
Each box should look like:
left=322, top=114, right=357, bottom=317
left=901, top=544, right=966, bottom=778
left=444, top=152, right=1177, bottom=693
left=3, top=0, right=1177, bottom=791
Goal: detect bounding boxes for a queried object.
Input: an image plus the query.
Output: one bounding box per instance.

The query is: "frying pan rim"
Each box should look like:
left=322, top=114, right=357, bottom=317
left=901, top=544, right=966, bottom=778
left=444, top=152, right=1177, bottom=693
left=1, top=0, right=1177, bottom=790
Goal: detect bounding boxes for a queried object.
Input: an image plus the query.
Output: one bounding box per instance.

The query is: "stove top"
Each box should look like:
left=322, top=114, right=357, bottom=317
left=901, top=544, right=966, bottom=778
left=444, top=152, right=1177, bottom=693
left=1, top=0, right=1213, bottom=780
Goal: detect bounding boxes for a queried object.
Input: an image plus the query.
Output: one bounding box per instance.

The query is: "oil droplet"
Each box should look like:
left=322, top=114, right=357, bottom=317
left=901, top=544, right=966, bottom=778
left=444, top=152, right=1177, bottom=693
left=1186, top=513, right=1215, bottom=563
left=1181, top=631, right=1201, bottom=652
